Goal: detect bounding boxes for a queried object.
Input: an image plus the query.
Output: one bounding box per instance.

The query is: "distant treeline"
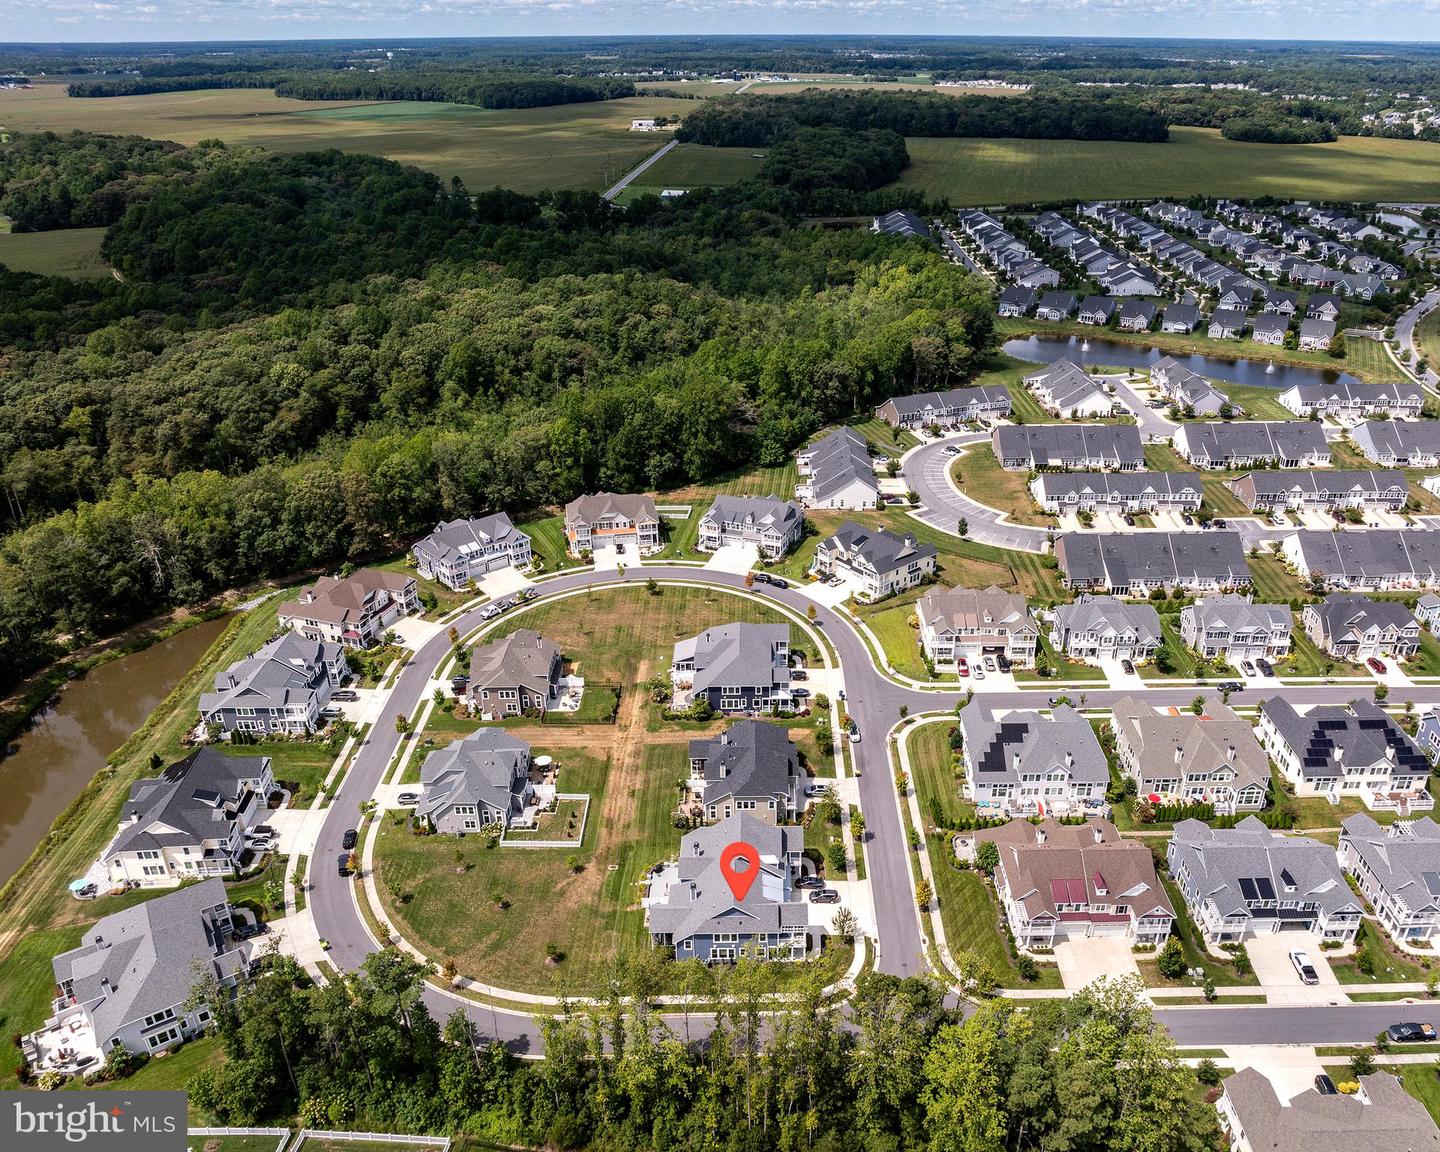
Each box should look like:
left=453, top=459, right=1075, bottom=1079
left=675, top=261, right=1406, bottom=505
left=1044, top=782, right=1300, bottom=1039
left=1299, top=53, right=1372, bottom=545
left=1220, top=115, right=1338, bottom=144
left=677, top=90, right=1170, bottom=146
left=66, top=71, right=635, bottom=110
left=759, top=127, right=910, bottom=198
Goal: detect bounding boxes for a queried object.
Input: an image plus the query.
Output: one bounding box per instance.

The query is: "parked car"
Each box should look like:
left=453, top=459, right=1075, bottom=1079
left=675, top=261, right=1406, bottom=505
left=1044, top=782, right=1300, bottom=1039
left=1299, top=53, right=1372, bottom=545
left=397, top=792, right=420, bottom=806
left=1368, top=657, right=1387, bottom=674
left=973, top=667, right=985, bottom=680
left=1181, top=514, right=1195, bottom=526
left=983, top=656, right=996, bottom=671
left=944, top=445, right=962, bottom=456
left=320, top=706, right=343, bottom=719
left=479, top=601, right=506, bottom=620
left=796, top=875, right=825, bottom=890
left=792, top=687, right=810, bottom=699
left=250, top=824, right=275, bottom=838
left=1123, top=514, right=1136, bottom=527
left=791, top=668, right=807, bottom=680
left=1211, top=518, right=1227, bottom=529
left=1219, top=681, right=1243, bottom=695
left=1121, top=659, right=1135, bottom=675
left=1314, top=1074, right=1337, bottom=1095
left=751, top=572, right=772, bottom=586
left=338, top=853, right=352, bottom=877
left=332, top=690, right=359, bottom=702
left=342, top=828, right=358, bottom=851
left=1289, top=949, right=1319, bottom=985
left=1387, top=1022, right=1437, bottom=1043
left=1271, top=513, right=1288, bottom=527
left=804, top=783, right=830, bottom=797
left=848, top=730, right=861, bottom=743
left=808, top=889, right=841, bottom=904
left=957, top=657, right=970, bottom=677
left=233, top=921, right=268, bottom=940
left=1256, top=658, right=1274, bottom=677
left=996, top=654, right=1011, bottom=673
left=1242, top=660, right=1257, bottom=676
left=769, top=576, right=790, bottom=589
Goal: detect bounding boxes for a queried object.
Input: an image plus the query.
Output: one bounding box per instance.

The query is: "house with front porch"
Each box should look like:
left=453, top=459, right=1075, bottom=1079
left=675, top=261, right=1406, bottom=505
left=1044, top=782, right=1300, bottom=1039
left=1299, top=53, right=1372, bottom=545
left=1049, top=596, right=1162, bottom=663
left=1302, top=594, right=1420, bottom=661
left=1150, top=357, right=1228, bottom=416
left=418, top=729, right=535, bottom=833
left=916, top=585, right=1037, bottom=669
left=1298, top=317, right=1337, bottom=351
left=1111, top=696, right=1270, bottom=814
left=277, top=569, right=419, bottom=648
left=1280, top=529, right=1440, bottom=590
left=1226, top=470, right=1408, bottom=513
left=1353, top=420, right=1440, bottom=468
left=959, top=705, right=1109, bottom=817
left=1258, top=697, right=1433, bottom=814
left=875, top=385, right=1012, bottom=429
left=102, top=749, right=275, bottom=889
left=466, top=628, right=564, bottom=718
left=1172, top=421, right=1331, bottom=469
left=1055, top=532, right=1251, bottom=596
left=970, top=818, right=1174, bottom=948
left=200, top=631, right=349, bottom=737
left=697, top=495, right=804, bottom=559
left=810, top=521, right=937, bottom=602
left=1338, top=814, right=1440, bottom=945
left=794, top=427, right=880, bottom=511
left=1034, top=290, right=1077, bottom=321
left=1021, top=358, right=1117, bottom=418
left=413, top=514, right=533, bottom=591
left=563, top=492, right=662, bottom=558
left=1278, top=381, right=1424, bottom=421
left=1167, top=817, right=1362, bottom=944
left=687, top=721, right=804, bottom=824
left=1179, top=594, right=1292, bottom=662
left=1030, top=471, right=1202, bottom=514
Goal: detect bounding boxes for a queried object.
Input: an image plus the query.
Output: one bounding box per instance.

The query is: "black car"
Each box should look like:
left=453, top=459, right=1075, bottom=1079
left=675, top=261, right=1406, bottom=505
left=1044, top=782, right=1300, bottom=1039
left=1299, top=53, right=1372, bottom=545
left=997, top=654, right=1011, bottom=673
left=1314, top=1074, right=1337, bottom=1096
left=791, top=668, right=807, bottom=681
left=796, top=876, right=825, bottom=890
left=233, top=921, right=268, bottom=940
left=1211, top=518, right=1227, bottom=529
left=1256, top=658, right=1273, bottom=677
left=1121, top=659, right=1135, bottom=675
left=808, top=889, right=841, bottom=904
left=338, top=853, right=351, bottom=877
left=769, top=576, right=790, bottom=589
left=1219, top=682, right=1243, bottom=695
left=1182, top=514, right=1194, bottom=526
left=332, top=689, right=359, bottom=702
left=342, top=828, right=358, bottom=851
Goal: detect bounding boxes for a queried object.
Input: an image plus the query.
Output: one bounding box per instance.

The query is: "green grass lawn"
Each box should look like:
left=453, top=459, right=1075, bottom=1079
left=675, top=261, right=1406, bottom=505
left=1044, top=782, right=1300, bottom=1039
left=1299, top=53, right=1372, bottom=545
left=1391, top=1063, right=1440, bottom=1127
left=1409, top=631, right=1440, bottom=678
left=1137, top=875, right=1261, bottom=989
left=1151, top=618, right=1204, bottom=680
left=1215, top=383, right=1294, bottom=422
left=1330, top=921, right=1434, bottom=985
left=0, top=227, right=111, bottom=279
left=906, top=722, right=968, bottom=829
left=1246, top=553, right=1310, bottom=604
left=224, top=854, right=289, bottom=924
left=516, top=514, right=583, bottom=575
left=862, top=600, right=930, bottom=680
left=628, top=142, right=766, bottom=190
left=1014, top=633, right=1106, bottom=682
left=221, top=738, right=336, bottom=806
left=187, top=1136, right=289, bottom=1152
left=895, top=126, right=1440, bottom=206
left=0, top=926, right=85, bottom=1089
left=951, top=448, right=1054, bottom=526
left=1417, top=307, right=1440, bottom=371
left=79, top=1036, right=225, bottom=1121
left=296, top=1140, right=445, bottom=1152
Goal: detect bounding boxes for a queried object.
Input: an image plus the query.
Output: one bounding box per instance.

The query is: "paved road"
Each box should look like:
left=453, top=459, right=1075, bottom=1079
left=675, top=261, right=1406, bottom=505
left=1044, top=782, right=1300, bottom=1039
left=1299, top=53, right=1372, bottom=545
left=601, top=138, right=678, bottom=201
left=1110, top=378, right=1178, bottom=441
left=1394, top=287, right=1440, bottom=389
left=904, top=436, right=1050, bottom=552
left=308, top=565, right=1440, bottom=1052
left=934, top=224, right=992, bottom=280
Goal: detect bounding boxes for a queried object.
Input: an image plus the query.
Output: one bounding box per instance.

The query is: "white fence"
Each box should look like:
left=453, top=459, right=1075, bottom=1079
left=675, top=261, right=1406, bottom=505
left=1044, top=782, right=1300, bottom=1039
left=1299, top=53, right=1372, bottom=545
left=189, top=1127, right=289, bottom=1152
left=293, top=1131, right=449, bottom=1151
left=655, top=504, right=693, bottom=518
left=498, top=793, right=591, bottom=849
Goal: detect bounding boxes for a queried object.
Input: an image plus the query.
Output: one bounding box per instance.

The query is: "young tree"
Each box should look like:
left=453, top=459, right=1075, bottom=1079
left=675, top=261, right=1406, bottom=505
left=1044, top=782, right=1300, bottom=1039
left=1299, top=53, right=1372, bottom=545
left=974, top=840, right=1000, bottom=876
left=915, top=876, right=933, bottom=911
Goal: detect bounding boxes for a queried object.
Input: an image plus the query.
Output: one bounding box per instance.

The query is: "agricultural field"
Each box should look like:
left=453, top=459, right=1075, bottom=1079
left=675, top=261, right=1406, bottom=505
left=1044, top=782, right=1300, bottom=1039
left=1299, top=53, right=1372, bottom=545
left=616, top=142, right=766, bottom=200
left=0, top=226, right=110, bottom=279
left=0, top=85, right=701, bottom=194
left=894, top=126, right=1440, bottom=207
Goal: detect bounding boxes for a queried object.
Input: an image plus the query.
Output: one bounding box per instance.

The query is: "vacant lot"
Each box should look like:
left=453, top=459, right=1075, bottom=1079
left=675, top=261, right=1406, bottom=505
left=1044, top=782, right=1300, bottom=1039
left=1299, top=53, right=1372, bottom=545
left=0, top=227, right=110, bottom=279
left=619, top=142, right=765, bottom=199
left=894, top=127, right=1440, bottom=206
left=0, top=85, right=700, bottom=194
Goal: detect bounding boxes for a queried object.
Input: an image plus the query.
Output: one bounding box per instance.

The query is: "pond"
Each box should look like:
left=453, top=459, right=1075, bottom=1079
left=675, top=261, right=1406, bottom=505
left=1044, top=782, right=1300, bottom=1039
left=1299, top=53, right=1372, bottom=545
left=1002, top=333, right=1366, bottom=391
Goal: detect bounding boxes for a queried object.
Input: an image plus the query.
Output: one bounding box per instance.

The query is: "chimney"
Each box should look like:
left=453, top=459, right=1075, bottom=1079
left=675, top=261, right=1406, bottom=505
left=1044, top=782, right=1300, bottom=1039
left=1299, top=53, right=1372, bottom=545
left=1065, top=751, right=1074, bottom=768
left=1093, top=825, right=1104, bottom=844
left=100, top=978, right=112, bottom=995
left=1175, top=745, right=1184, bottom=764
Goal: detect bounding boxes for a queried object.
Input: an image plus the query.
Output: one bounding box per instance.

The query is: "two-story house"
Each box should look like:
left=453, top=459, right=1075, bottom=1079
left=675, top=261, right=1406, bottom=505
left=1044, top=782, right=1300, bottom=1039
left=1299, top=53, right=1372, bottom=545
left=810, top=521, right=937, bottom=603
left=697, top=496, right=804, bottom=560
left=991, top=424, right=1145, bottom=472
left=1055, top=532, right=1251, bottom=596
left=959, top=705, right=1110, bottom=817
left=1278, top=381, right=1424, bottom=421
left=687, top=721, right=805, bottom=824
left=874, top=385, right=1012, bottom=429
left=1111, top=696, right=1270, bottom=814
left=1218, top=1068, right=1440, bottom=1152
left=466, top=628, right=564, bottom=719
left=277, top=569, right=419, bottom=648
left=1352, top=420, right=1440, bottom=468
left=1021, top=359, right=1117, bottom=418
left=794, top=427, right=880, bottom=511
left=916, top=585, right=1037, bottom=670
left=1339, top=814, right=1440, bottom=946
left=563, top=492, right=662, bottom=558
left=1179, top=594, right=1292, bottom=663
left=412, top=514, right=533, bottom=590
left=1281, top=529, right=1440, bottom=591
left=671, top=623, right=793, bottom=714
left=418, top=729, right=535, bottom=833
left=199, top=632, right=349, bottom=737
left=1227, top=470, right=1408, bottom=514
left=1303, top=594, right=1420, bottom=662
left=1171, top=421, right=1331, bottom=470
left=1030, top=471, right=1203, bottom=514
left=1049, top=596, right=1162, bottom=663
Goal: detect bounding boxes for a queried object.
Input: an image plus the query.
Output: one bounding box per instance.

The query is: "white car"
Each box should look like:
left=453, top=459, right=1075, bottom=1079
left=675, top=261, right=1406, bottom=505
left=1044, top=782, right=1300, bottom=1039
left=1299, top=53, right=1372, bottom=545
left=1289, top=949, right=1319, bottom=985
left=848, top=730, right=861, bottom=743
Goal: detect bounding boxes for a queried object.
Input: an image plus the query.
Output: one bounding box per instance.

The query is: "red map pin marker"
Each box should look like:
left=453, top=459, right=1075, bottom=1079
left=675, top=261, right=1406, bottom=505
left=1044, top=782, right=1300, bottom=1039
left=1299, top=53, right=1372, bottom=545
left=720, top=841, right=760, bottom=902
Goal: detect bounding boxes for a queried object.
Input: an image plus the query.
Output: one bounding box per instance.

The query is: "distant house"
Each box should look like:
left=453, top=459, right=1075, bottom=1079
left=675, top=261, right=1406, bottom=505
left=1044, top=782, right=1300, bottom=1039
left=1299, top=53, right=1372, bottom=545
left=1034, top=290, right=1078, bottom=321
left=1050, top=595, right=1162, bottom=663
left=1076, top=295, right=1116, bottom=325
left=687, top=721, right=805, bottom=823
left=875, top=385, right=1011, bottom=430
left=671, top=623, right=793, bottom=714
left=1226, top=469, right=1408, bottom=513
left=1029, top=471, right=1202, bottom=513
left=1249, top=313, right=1289, bottom=346
left=916, top=585, right=1037, bottom=669
left=1055, top=532, right=1251, bottom=595
left=1115, top=300, right=1157, bottom=332
left=1150, top=357, right=1228, bottom=415
left=466, top=628, right=563, bottom=719
left=1298, top=317, right=1337, bottom=351
left=1218, top=1068, right=1440, bottom=1152
left=103, top=749, right=275, bottom=888
left=277, top=569, right=419, bottom=649
left=200, top=632, right=349, bottom=737
left=1179, top=594, right=1292, bottom=662
left=997, top=286, right=1037, bottom=317
left=1353, top=420, right=1440, bottom=467
left=1302, top=593, right=1420, bottom=660
left=563, top=492, right=661, bottom=558
left=631, top=118, right=660, bottom=131
left=1418, top=592, right=1440, bottom=631
left=1021, top=358, right=1116, bottom=418
left=991, top=424, right=1144, bottom=472
left=1258, top=697, right=1433, bottom=813
left=21, top=880, right=250, bottom=1074
left=1281, top=529, right=1440, bottom=590
left=794, top=427, right=880, bottom=510
left=1168, top=817, right=1362, bottom=944
left=1305, top=294, right=1343, bottom=321
left=872, top=209, right=931, bottom=242
left=1262, top=288, right=1299, bottom=315
left=1171, top=420, right=1330, bottom=469
left=413, top=515, right=532, bottom=591
left=698, top=495, right=804, bottom=559
left=1277, top=380, right=1423, bottom=420
left=810, top=521, right=937, bottom=602
left=1339, top=814, right=1440, bottom=945
left=419, top=729, right=534, bottom=833
left=1160, top=302, right=1200, bottom=332
left=958, top=705, right=1109, bottom=817
left=966, top=818, right=1174, bottom=948
left=1206, top=308, right=1248, bottom=339
left=645, top=815, right=810, bottom=963
left=1110, top=696, right=1270, bottom=813
left=1216, top=283, right=1255, bottom=313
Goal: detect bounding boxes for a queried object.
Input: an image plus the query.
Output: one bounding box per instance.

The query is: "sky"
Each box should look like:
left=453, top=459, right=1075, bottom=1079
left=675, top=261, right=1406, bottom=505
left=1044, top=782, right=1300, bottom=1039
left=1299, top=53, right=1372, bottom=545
left=7, top=1, right=1440, bottom=45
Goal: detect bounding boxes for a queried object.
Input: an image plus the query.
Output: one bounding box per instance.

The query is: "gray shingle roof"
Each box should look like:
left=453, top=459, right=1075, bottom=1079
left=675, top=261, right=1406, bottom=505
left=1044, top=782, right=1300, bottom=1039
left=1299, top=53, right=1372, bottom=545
left=1260, top=697, right=1429, bottom=782
left=1111, top=696, right=1270, bottom=798
left=689, top=720, right=802, bottom=808
left=1175, top=421, right=1329, bottom=465
left=1353, top=420, right=1440, bottom=464
left=468, top=628, right=560, bottom=700
left=960, top=705, right=1109, bottom=789
left=1308, top=594, right=1418, bottom=649
left=1221, top=1068, right=1440, bottom=1151
left=816, top=521, right=938, bottom=578
left=419, top=729, right=531, bottom=822
left=1182, top=594, right=1290, bottom=638
left=672, top=623, right=791, bottom=697
left=1052, top=596, right=1162, bottom=646
left=700, top=495, right=802, bottom=539
left=1286, top=530, right=1440, bottom=584
left=200, top=632, right=340, bottom=719
left=111, top=749, right=271, bottom=857
left=1230, top=470, right=1406, bottom=505
left=1056, top=532, right=1250, bottom=588
left=879, top=386, right=1011, bottom=421
left=413, top=514, right=526, bottom=566
left=992, top=424, right=1144, bottom=469
left=799, top=428, right=879, bottom=502
left=1341, top=813, right=1440, bottom=917
left=1031, top=471, right=1202, bottom=503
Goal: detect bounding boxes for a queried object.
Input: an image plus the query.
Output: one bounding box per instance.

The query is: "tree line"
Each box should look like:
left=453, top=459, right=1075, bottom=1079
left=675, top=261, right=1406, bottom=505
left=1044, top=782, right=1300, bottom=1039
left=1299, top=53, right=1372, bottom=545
left=177, top=947, right=1221, bottom=1152
left=677, top=91, right=1170, bottom=148
left=1219, top=115, right=1338, bottom=144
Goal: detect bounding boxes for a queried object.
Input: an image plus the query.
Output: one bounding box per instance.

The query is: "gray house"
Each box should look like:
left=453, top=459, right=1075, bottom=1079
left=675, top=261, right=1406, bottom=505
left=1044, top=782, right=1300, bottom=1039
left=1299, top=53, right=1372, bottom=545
left=1150, top=357, right=1227, bottom=416
left=1226, top=470, right=1407, bottom=513
left=1034, top=290, right=1077, bottom=321
left=467, top=628, right=563, bottom=718
left=1298, top=317, right=1337, bottom=351
left=1160, top=302, right=1201, bottom=332
left=959, top=704, right=1109, bottom=816
left=1030, top=471, right=1202, bottom=514
left=200, top=632, right=349, bottom=737
left=875, top=385, right=1012, bottom=429
left=1050, top=596, right=1162, bottom=663
left=1110, top=697, right=1269, bottom=814
left=1218, top=1068, right=1440, bottom=1152
left=996, top=286, right=1037, bottom=317
left=22, top=879, right=250, bottom=1074
left=1339, top=814, right=1440, bottom=946
left=1167, top=817, right=1362, bottom=944
left=671, top=623, right=793, bottom=714
left=1280, top=529, right=1440, bottom=590
left=413, top=514, right=533, bottom=591
left=1352, top=420, right=1440, bottom=468
left=1055, top=532, right=1251, bottom=595
left=697, top=495, right=804, bottom=559
left=418, top=729, right=534, bottom=833
left=1172, top=421, right=1331, bottom=469
left=1302, top=594, right=1420, bottom=661
left=991, top=424, right=1144, bottom=472
left=1278, top=380, right=1424, bottom=420
left=810, top=521, right=937, bottom=602
left=645, top=815, right=811, bottom=963
left=688, top=720, right=805, bottom=823
left=1179, top=594, right=1292, bottom=662
left=794, top=427, right=880, bottom=511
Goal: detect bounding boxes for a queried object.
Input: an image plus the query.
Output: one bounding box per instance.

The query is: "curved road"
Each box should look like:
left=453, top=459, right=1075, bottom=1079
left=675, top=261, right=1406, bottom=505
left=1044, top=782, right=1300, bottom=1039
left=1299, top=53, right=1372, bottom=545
left=308, top=565, right=1440, bottom=1051
left=904, top=435, right=1050, bottom=552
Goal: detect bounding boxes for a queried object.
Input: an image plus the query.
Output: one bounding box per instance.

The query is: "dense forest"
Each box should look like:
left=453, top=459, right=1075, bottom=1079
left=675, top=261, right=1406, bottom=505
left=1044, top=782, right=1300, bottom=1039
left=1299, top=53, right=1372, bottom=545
left=1219, top=114, right=1338, bottom=144
left=678, top=91, right=1170, bottom=147
left=168, top=950, right=1221, bottom=1152
left=0, top=138, right=990, bottom=694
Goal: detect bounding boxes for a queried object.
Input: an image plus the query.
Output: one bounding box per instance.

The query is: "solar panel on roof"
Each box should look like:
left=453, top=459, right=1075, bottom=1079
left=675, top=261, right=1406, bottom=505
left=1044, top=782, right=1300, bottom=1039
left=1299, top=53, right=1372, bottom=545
left=1238, top=877, right=1258, bottom=900
left=1255, top=877, right=1276, bottom=900
left=1424, top=872, right=1440, bottom=899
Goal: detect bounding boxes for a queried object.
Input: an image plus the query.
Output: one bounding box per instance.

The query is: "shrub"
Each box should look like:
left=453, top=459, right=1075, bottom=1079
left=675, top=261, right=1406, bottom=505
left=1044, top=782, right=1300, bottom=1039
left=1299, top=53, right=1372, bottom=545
left=1016, top=954, right=1038, bottom=982
left=1157, top=936, right=1187, bottom=979
left=1350, top=1050, right=1376, bottom=1078
left=1195, top=1058, right=1222, bottom=1086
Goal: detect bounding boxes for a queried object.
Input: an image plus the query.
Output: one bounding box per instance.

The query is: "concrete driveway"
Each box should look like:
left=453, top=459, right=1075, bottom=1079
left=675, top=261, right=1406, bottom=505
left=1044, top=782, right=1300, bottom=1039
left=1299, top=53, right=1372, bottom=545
left=1052, top=936, right=1142, bottom=991
left=703, top=543, right=760, bottom=575
left=1221, top=1046, right=1327, bottom=1103
left=478, top=567, right=530, bottom=599
left=1246, top=933, right=1348, bottom=1006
